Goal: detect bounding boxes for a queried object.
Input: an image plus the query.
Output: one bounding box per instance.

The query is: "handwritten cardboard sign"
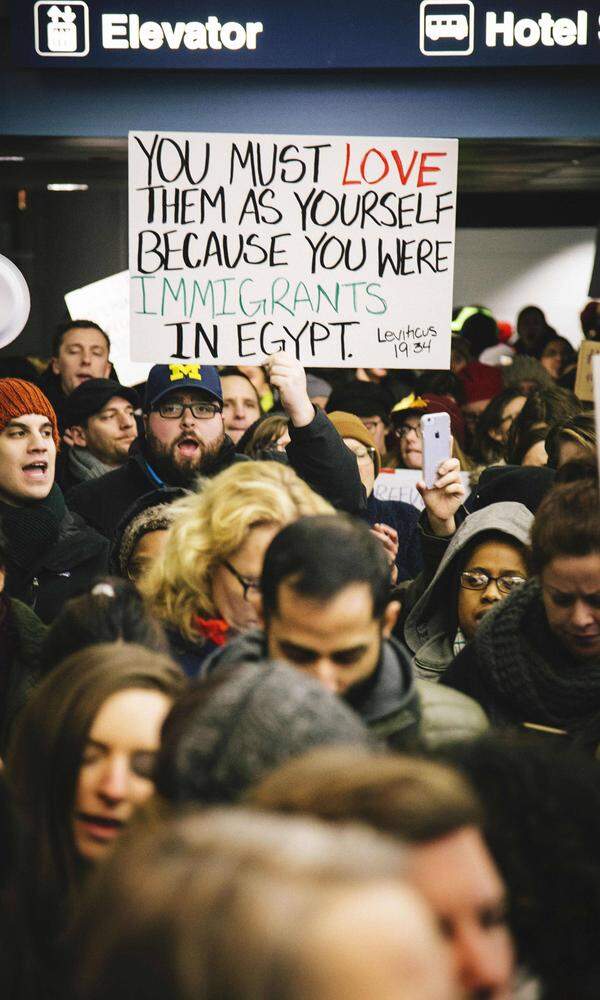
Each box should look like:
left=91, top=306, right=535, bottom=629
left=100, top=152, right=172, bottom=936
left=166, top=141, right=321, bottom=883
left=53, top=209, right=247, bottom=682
left=65, top=270, right=152, bottom=386
left=128, top=131, right=458, bottom=367
left=575, top=339, right=600, bottom=401
left=373, top=469, right=471, bottom=510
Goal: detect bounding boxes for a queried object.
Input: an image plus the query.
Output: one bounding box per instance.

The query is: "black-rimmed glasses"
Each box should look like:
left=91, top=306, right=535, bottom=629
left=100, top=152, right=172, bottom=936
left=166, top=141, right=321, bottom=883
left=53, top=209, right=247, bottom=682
left=155, top=400, right=221, bottom=420
left=394, top=422, right=421, bottom=440
left=222, top=560, right=261, bottom=601
left=460, top=570, right=526, bottom=595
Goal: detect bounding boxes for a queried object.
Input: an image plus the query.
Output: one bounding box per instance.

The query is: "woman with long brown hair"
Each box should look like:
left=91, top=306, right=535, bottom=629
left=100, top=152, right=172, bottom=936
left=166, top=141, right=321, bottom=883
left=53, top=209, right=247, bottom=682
left=5, top=642, right=185, bottom=998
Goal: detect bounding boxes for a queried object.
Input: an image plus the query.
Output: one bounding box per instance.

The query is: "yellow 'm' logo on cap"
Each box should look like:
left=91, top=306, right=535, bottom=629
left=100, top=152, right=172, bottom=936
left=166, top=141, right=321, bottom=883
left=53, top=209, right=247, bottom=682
left=169, top=364, right=202, bottom=382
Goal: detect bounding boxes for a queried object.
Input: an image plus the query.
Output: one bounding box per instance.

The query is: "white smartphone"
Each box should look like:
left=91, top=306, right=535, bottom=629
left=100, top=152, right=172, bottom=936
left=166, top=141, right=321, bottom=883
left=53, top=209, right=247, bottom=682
left=421, top=412, right=451, bottom=489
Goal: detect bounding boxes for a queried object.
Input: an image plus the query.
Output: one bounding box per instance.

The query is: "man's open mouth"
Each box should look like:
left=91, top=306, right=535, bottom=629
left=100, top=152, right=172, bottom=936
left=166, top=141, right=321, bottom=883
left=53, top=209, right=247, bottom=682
left=22, top=461, right=48, bottom=479
left=176, top=436, right=201, bottom=457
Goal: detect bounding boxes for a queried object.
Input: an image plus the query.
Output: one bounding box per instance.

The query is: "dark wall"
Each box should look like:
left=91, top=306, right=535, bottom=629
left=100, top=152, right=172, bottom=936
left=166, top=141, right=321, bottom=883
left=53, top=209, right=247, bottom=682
left=0, top=187, right=127, bottom=356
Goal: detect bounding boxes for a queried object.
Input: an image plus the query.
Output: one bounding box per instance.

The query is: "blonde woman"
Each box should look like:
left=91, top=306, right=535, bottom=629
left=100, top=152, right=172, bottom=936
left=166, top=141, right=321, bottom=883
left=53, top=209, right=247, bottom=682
left=140, top=461, right=332, bottom=675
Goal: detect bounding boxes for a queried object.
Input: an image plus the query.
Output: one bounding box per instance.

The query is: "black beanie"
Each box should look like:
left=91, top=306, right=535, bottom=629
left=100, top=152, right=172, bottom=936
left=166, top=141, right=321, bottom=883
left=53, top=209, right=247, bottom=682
left=326, top=381, right=392, bottom=421
left=465, top=465, right=556, bottom=515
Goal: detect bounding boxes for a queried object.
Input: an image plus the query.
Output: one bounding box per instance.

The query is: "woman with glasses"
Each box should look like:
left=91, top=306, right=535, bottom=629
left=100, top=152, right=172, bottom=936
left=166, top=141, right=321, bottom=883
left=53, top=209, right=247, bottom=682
left=327, top=410, right=423, bottom=584
left=404, top=502, right=532, bottom=682
left=388, top=393, right=471, bottom=472
left=441, top=480, right=600, bottom=739
left=140, top=461, right=332, bottom=676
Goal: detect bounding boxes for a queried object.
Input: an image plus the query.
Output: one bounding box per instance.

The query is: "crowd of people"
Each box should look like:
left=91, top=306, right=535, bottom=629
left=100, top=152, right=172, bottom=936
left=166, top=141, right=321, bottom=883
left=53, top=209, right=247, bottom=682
left=0, top=297, right=600, bottom=999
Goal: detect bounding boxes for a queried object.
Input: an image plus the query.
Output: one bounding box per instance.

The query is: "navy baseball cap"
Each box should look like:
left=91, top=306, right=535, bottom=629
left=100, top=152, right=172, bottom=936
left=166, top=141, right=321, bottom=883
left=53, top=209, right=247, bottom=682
left=144, top=364, right=223, bottom=412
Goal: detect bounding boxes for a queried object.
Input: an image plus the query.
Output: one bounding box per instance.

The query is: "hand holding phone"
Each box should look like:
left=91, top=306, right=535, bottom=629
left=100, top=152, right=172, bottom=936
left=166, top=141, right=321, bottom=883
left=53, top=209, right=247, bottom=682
left=421, top=412, right=451, bottom=489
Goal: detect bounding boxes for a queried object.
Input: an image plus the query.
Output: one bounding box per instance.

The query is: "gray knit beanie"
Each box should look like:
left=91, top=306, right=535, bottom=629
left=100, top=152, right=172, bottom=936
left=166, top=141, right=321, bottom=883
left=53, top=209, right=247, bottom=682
left=155, top=661, right=374, bottom=805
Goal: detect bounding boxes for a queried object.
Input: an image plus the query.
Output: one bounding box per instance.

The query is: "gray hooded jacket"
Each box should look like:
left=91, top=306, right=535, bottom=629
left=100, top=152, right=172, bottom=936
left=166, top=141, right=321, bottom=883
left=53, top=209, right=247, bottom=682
left=404, top=501, right=533, bottom=682
left=204, top=629, right=489, bottom=749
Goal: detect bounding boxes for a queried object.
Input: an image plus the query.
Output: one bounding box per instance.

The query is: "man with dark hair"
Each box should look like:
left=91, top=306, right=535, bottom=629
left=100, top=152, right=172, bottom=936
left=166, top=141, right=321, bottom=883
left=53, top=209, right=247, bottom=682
left=206, top=514, right=488, bottom=748
left=50, top=319, right=110, bottom=361
left=0, top=379, right=109, bottom=623
left=59, top=378, right=140, bottom=492
left=67, top=355, right=364, bottom=538
left=67, top=362, right=235, bottom=536
left=39, top=320, right=112, bottom=431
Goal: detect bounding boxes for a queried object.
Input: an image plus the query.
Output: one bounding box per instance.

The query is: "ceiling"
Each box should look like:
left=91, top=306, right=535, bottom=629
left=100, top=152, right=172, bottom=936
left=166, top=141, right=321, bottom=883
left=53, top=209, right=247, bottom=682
left=458, top=139, right=600, bottom=193
left=0, top=136, right=599, bottom=228
left=1, top=135, right=600, bottom=193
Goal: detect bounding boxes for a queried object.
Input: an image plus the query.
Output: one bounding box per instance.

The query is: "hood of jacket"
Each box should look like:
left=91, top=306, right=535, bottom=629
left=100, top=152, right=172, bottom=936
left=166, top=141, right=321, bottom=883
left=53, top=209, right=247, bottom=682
left=204, top=630, right=420, bottom=736
left=404, top=502, right=533, bottom=675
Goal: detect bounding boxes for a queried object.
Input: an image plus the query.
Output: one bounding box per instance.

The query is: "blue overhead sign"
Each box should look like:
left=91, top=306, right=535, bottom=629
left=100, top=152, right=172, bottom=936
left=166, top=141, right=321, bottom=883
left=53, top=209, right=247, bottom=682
left=11, top=2, right=600, bottom=69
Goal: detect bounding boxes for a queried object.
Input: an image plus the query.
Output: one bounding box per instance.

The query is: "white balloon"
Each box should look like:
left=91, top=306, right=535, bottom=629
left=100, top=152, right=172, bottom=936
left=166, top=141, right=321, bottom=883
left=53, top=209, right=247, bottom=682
left=0, top=254, right=31, bottom=349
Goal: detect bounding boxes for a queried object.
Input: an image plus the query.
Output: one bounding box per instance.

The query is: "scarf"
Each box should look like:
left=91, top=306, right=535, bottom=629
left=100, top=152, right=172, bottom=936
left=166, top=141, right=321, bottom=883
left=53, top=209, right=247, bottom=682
left=0, top=485, right=67, bottom=572
left=474, top=578, right=600, bottom=732
left=68, top=446, right=115, bottom=482
left=192, top=615, right=230, bottom=647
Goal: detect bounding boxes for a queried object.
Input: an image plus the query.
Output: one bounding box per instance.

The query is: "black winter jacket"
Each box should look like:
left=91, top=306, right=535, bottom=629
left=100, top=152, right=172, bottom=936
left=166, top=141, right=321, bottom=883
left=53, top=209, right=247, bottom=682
left=4, top=510, right=109, bottom=624
left=0, top=599, right=46, bottom=753
left=67, top=408, right=365, bottom=538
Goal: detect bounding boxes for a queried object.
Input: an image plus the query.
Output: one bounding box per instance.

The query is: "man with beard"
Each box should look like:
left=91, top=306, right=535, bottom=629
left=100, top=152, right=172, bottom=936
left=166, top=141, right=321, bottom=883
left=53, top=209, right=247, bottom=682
left=67, top=357, right=363, bottom=538
left=65, top=364, right=242, bottom=537
left=205, top=514, right=488, bottom=750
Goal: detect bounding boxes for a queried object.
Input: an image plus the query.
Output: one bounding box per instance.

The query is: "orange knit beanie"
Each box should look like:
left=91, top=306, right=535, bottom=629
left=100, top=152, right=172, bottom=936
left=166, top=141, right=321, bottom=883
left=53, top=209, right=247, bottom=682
left=0, top=379, right=60, bottom=449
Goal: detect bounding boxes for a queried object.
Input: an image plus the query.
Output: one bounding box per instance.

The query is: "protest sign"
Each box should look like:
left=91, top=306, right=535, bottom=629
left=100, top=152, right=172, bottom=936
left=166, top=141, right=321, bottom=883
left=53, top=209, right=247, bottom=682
left=65, top=270, right=152, bottom=385
left=128, top=131, right=458, bottom=367
left=373, top=469, right=471, bottom=510
left=575, top=339, right=600, bottom=402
